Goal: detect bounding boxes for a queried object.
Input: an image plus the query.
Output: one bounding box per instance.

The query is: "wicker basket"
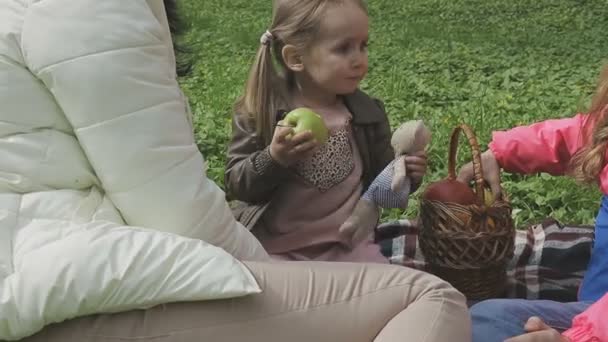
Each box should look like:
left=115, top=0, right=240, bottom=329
left=418, top=124, right=516, bottom=300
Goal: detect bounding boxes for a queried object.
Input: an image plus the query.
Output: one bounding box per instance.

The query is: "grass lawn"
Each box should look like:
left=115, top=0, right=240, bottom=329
left=178, top=0, right=608, bottom=227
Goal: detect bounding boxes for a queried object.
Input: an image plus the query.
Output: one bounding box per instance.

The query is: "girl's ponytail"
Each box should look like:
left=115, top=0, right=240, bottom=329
left=235, top=33, right=283, bottom=145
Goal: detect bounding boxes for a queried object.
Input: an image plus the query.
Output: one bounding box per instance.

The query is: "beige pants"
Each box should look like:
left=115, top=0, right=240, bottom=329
left=22, top=261, right=471, bottom=342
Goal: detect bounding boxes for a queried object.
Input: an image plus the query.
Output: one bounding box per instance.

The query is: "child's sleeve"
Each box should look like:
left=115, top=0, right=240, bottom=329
left=488, top=114, right=587, bottom=176
left=225, top=114, right=290, bottom=203
left=561, top=293, right=608, bottom=341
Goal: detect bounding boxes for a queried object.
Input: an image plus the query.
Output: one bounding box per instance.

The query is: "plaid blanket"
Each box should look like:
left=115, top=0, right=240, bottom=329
left=376, top=218, right=595, bottom=302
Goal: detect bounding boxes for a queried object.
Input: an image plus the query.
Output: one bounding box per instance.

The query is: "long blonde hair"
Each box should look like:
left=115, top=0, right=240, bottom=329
left=570, top=63, right=608, bottom=184
left=234, top=0, right=367, bottom=145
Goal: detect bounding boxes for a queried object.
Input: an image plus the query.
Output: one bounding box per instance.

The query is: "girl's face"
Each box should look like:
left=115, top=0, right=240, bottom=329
left=299, top=2, right=369, bottom=96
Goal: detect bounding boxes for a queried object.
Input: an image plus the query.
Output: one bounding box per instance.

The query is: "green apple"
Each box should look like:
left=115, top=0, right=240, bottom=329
left=483, top=187, right=495, bottom=207
left=283, top=107, right=329, bottom=144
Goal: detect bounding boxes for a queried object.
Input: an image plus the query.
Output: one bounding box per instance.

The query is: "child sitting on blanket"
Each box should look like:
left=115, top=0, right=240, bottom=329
left=458, top=63, right=608, bottom=341
left=225, top=0, right=428, bottom=263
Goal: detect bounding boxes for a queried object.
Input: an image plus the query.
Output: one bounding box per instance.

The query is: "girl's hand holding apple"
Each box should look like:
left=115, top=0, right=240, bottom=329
left=269, top=108, right=328, bottom=167
left=269, top=123, right=318, bottom=167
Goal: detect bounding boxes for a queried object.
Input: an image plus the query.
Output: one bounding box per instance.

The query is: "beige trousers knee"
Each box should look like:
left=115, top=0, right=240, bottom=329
left=21, top=261, right=471, bottom=342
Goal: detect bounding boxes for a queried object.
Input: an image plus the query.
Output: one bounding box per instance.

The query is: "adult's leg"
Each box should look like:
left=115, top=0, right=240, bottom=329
left=271, top=239, right=389, bottom=264
left=470, top=298, right=591, bottom=342
left=23, top=261, right=470, bottom=342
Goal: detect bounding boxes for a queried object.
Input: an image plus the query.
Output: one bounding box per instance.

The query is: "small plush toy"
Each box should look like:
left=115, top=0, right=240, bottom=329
left=339, top=120, right=431, bottom=246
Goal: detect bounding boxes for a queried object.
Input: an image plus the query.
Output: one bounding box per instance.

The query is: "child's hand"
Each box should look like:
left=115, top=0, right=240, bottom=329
left=405, top=151, right=428, bottom=187
left=269, top=122, right=318, bottom=167
left=504, top=317, right=568, bottom=342
left=457, top=149, right=502, bottom=198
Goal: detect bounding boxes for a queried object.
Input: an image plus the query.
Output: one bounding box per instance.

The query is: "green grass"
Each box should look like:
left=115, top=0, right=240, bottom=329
left=178, top=0, right=608, bottom=227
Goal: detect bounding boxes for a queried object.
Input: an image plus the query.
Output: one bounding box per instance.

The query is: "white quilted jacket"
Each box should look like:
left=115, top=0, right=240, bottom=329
left=0, top=0, right=269, bottom=340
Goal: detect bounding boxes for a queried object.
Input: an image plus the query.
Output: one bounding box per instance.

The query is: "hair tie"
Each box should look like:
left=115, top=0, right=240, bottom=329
left=260, top=30, right=273, bottom=46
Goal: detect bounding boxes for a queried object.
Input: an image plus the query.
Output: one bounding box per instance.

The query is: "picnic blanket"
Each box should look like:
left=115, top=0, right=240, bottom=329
left=375, top=218, right=594, bottom=302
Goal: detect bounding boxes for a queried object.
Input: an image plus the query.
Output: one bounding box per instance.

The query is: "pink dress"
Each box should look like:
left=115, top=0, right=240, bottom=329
left=562, top=292, right=608, bottom=341
left=252, top=110, right=388, bottom=264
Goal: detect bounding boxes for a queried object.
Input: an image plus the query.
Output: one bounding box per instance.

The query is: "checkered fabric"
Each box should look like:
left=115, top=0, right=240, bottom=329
left=375, top=218, right=594, bottom=302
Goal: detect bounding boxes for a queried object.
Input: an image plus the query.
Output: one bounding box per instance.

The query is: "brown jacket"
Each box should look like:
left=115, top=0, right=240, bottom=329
left=225, top=89, right=394, bottom=230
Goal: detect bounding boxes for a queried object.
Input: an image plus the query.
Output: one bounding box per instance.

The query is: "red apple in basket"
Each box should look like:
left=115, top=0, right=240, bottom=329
left=422, top=178, right=477, bottom=227
left=422, top=178, right=478, bottom=205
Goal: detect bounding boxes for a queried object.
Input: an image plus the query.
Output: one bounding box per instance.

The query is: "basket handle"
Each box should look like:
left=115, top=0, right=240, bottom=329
left=447, top=124, right=485, bottom=204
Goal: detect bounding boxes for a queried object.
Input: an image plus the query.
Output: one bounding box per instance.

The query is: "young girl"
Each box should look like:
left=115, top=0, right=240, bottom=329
left=458, top=64, right=608, bottom=341
left=225, top=0, right=427, bottom=263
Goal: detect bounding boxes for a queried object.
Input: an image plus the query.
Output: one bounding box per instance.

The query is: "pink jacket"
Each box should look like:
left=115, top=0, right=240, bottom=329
left=562, top=293, right=608, bottom=341
left=489, top=113, right=608, bottom=194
